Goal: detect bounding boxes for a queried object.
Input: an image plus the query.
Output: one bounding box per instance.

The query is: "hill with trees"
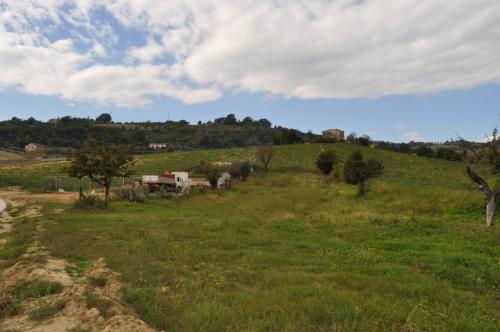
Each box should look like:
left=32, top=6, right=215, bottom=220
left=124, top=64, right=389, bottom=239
left=0, top=114, right=318, bottom=151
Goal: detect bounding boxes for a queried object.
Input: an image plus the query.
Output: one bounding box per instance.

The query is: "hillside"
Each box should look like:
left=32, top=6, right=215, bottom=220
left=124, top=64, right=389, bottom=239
left=0, top=115, right=315, bottom=150
left=0, top=144, right=499, bottom=331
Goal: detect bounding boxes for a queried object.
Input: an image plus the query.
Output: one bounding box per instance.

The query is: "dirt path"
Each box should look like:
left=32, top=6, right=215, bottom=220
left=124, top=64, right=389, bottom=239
left=0, top=187, right=158, bottom=332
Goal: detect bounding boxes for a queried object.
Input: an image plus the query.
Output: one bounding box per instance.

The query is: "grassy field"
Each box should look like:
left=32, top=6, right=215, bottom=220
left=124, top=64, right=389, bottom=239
left=2, top=144, right=500, bottom=331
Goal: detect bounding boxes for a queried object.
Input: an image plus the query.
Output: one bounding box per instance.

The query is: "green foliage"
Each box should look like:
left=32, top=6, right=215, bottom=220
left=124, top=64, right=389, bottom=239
left=67, top=140, right=135, bottom=205
left=343, top=151, right=384, bottom=196
left=0, top=115, right=316, bottom=150
left=0, top=296, right=21, bottom=319
left=10, top=281, right=63, bottom=300
left=230, top=160, right=252, bottom=180
left=29, top=300, right=66, bottom=321
left=435, top=147, right=462, bottom=161
left=416, top=145, right=434, bottom=158
left=95, top=113, right=112, bottom=124
left=316, top=150, right=338, bottom=175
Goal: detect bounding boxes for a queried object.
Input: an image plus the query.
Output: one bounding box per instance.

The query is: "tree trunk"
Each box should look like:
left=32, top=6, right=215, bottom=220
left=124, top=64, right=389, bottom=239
left=79, top=177, right=83, bottom=201
left=486, top=195, right=496, bottom=227
left=104, top=183, right=110, bottom=207
left=358, top=181, right=366, bottom=196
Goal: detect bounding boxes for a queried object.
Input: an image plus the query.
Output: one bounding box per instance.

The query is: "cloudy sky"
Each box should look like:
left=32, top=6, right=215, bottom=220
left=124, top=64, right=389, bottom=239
left=1, top=0, right=499, bottom=142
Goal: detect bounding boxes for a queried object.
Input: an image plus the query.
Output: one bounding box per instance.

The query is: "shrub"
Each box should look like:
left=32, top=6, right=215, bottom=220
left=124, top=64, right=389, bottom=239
left=316, top=151, right=338, bottom=175
left=416, top=146, right=434, bottom=158
left=10, top=281, right=63, bottom=300
left=112, top=185, right=147, bottom=203
left=29, top=300, right=66, bottom=321
left=230, top=160, right=252, bottom=180
left=0, top=295, right=21, bottom=319
left=435, top=147, right=462, bottom=161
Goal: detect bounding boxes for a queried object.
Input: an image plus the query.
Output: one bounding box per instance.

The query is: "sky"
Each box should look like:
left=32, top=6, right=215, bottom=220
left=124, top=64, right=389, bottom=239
left=0, top=0, right=499, bottom=143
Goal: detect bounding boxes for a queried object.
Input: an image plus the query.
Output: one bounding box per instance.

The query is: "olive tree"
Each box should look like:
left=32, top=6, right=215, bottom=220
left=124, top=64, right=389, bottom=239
left=343, top=151, right=384, bottom=196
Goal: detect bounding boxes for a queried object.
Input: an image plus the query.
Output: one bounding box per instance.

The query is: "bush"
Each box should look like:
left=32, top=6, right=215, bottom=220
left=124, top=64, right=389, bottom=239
left=316, top=151, right=338, bottom=175
left=230, top=160, right=252, bottom=180
left=112, top=185, right=147, bottom=203
left=435, top=147, right=462, bottom=161
left=416, top=146, right=434, bottom=158
left=29, top=300, right=67, bottom=321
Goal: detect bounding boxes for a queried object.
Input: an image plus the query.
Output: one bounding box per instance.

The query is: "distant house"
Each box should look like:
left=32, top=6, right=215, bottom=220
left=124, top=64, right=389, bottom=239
left=149, top=143, right=168, bottom=150
left=48, top=118, right=59, bottom=124
left=24, top=143, right=47, bottom=152
left=322, top=129, right=345, bottom=142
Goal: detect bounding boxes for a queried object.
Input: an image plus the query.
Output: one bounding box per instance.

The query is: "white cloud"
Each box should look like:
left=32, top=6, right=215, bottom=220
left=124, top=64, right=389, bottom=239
left=1, top=0, right=500, bottom=107
left=400, top=131, right=425, bottom=142
left=127, top=38, right=164, bottom=63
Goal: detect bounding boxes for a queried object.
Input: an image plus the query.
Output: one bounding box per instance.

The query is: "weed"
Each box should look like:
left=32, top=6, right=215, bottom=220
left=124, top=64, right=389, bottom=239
left=10, top=281, right=63, bottom=300
left=88, top=276, right=107, bottom=288
left=85, top=292, right=112, bottom=318
left=29, top=299, right=66, bottom=321
left=0, top=296, right=21, bottom=319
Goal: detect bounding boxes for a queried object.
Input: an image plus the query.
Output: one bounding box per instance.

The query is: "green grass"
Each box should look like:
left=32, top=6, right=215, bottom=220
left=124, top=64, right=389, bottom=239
left=0, top=217, right=38, bottom=268
left=29, top=299, right=66, bottom=321
left=3, top=144, right=500, bottom=331
left=0, top=296, right=21, bottom=319
left=9, top=281, right=63, bottom=301
left=85, top=292, right=112, bottom=318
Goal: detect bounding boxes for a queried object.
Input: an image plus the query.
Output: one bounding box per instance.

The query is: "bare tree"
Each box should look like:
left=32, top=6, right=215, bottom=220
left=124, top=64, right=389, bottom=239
left=466, top=167, right=498, bottom=227
left=256, top=145, right=274, bottom=172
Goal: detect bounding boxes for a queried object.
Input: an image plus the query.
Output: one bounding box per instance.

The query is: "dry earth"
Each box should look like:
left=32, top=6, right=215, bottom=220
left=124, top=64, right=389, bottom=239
left=0, top=187, right=158, bottom=332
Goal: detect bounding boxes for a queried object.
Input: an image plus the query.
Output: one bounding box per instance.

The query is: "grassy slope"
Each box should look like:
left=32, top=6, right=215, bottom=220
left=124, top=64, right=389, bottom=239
left=4, top=144, right=500, bottom=331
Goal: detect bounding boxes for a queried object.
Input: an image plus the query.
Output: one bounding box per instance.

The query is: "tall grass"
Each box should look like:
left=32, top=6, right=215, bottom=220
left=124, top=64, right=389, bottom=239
left=4, top=143, right=499, bottom=330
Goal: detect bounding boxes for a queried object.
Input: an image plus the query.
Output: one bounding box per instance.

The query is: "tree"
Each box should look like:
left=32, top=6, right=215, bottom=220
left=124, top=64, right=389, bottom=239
left=241, top=116, right=254, bottom=126
left=466, top=167, right=498, bottom=227
left=223, top=114, right=238, bottom=126
left=346, top=132, right=357, bottom=144
left=256, top=145, right=274, bottom=172
left=316, top=150, right=338, bottom=175
left=66, top=148, right=91, bottom=201
left=96, top=113, right=112, bottom=124
left=356, top=135, right=371, bottom=147
left=67, top=140, right=134, bottom=206
left=416, top=145, right=434, bottom=158
left=256, top=118, right=272, bottom=128
left=343, top=151, right=384, bottom=196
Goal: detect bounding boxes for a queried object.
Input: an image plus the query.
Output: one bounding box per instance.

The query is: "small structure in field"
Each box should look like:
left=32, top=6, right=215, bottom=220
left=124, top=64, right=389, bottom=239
left=24, top=143, right=47, bottom=152
left=322, top=129, right=345, bottom=142
left=149, top=143, right=168, bottom=150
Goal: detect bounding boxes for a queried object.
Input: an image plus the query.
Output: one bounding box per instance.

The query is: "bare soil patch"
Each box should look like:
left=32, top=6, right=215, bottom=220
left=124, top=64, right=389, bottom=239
left=0, top=188, right=158, bottom=332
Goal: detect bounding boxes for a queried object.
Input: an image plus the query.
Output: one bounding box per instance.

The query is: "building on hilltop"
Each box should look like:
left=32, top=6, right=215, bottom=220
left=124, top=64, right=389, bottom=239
left=149, top=143, right=168, bottom=150
left=322, top=129, right=345, bottom=142
left=24, top=143, right=47, bottom=152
